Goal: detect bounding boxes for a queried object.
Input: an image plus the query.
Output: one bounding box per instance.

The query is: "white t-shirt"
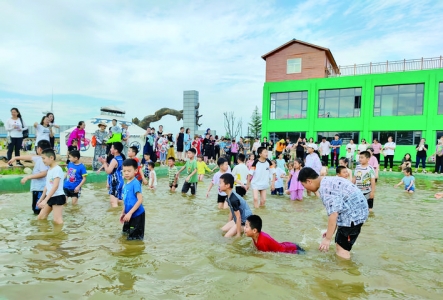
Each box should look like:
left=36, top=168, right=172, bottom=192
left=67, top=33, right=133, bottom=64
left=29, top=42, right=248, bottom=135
left=272, top=167, right=285, bottom=189
left=30, top=156, right=49, bottom=191
left=149, top=170, right=157, bottom=187
left=36, top=124, right=51, bottom=144
left=358, top=144, right=368, bottom=153
left=346, top=143, right=357, bottom=156
left=5, top=118, right=27, bottom=138
left=211, top=170, right=231, bottom=196
left=319, top=141, right=331, bottom=156
left=45, top=165, right=65, bottom=197
left=232, top=163, right=249, bottom=185
left=249, top=159, right=276, bottom=190
left=384, top=142, right=396, bottom=155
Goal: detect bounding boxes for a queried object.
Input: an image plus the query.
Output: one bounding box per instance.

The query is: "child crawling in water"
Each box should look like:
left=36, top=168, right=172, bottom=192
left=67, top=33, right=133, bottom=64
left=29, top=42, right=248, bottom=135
left=244, top=214, right=304, bottom=254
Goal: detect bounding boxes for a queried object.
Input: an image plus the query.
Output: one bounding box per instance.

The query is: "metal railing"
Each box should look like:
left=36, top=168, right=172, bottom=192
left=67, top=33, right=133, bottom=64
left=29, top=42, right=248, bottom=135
left=328, top=56, right=443, bottom=77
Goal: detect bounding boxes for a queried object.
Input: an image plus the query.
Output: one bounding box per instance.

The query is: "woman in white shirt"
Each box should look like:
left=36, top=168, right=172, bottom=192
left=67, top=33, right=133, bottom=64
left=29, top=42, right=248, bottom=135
left=382, top=136, right=396, bottom=172
left=46, top=113, right=60, bottom=149
left=34, top=116, right=51, bottom=146
left=357, top=138, right=368, bottom=155
left=5, top=107, right=27, bottom=167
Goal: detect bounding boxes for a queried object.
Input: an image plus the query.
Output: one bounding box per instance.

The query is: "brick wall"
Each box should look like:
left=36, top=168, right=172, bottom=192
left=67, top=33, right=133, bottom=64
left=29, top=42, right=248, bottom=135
left=265, top=43, right=328, bottom=82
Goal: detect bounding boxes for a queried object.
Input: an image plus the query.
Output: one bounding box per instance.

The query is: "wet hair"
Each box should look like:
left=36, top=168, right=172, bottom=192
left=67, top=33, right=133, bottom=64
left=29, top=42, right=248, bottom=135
left=188, top=148, right=196, bottom=154
left=112, top=142, right=123, bottom=153
left=11, top=107, right=22, bottom=118
left=298, top=167, right=319, bottom=183
left=42, top=148, right=56, bottom=160
left=359, top=151, right=370, bottom=159
left=69, top=150, right=80, bottom=159
left=246, top=215, right=262, bottom=232
left=123, top=158, right=138, bottom=169
left=220, top=173, right=234, bottom=189
left=404, top=167, right=412, bottom=174
left=40, top=116, right=48, bottom=126
left=257, top=147, right=266, bottom=155
left=336, top=166, right=347, bottom=174
left=217, top=157, right=228, bottom=166
left=37, top=140, right=51, bottom=150
left=46, top=113, right=54, bottom=123
left=148, top=162, right=155, bottom=168
left=168, top=156, right=175, bottom=162
left=237, top=153, right=245, bottom=162
left=77, top=121, right=85, bottom=129
left=129, top=146, right=139, bottom=154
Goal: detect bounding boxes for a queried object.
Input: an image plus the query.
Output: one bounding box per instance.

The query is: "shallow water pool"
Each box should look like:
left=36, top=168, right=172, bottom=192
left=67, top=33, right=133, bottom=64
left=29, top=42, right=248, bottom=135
left=0, top=176, right=442, bottom=299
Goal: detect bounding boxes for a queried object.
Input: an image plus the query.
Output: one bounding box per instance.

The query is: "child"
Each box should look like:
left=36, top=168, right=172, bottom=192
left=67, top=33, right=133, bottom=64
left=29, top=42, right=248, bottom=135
left=367, top=148, right=379, bottom=182
left=197, top=154, right=212, bottom=181
left=298, top=167, right=369, bottom=259
left=128, top=146, right=148, bottom=185
left=8, top=140, right=50, bottom=214
left=394, top=167, right=415, bottom=193
left=207, top=157, right=230, bottom=209
left=246, top=153, right=255, bottom=169
left=245, top=215, right=304, bottom=254
left=336, top=166, right=350, bottom=181
left=98, top=142, right=124, bottom=207
left=247, top=147, right=276, bottom=208
left=401, top=153, right=412, bottom=170
left=191, top=135, right=202, bottom=156
left=143, top=153, right=152, bottom=181
left=231, top=153, right=249, bottom=197
left=276, top=153, right=286, bottom=171
left=176, top=148, right=198, bottom=195
left=147, top=162, right=157, bottom=189
left=219, top=173, right=252, bottom=237
left=121, top=159, right=145, bottom=240
left=160, top=138, right=168, bottom=166
left=271, top=160, right=285, bottom=195
left=320, top=161, right=328, bottom=176
left=353, top=151, right=376, bottom=212
left=339, top=157, right=353, bottom=182
left=63, top=150, right=87, bottom=205
left=346, top=147, right=354, bottom=169
left=287, top=158, right=304, bottom=201
left=167, top=157, right=179, bottom=192
left=36, top=149, right=66, bottom=224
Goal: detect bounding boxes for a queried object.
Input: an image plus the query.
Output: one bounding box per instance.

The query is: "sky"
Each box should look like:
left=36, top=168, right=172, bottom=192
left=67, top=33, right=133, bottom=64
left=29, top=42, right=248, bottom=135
left=0, top=0, right=442, bottom=136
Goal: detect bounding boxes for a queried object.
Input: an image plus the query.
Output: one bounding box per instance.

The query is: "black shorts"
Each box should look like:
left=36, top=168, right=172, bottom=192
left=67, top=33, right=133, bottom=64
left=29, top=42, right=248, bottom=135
left=64, top=188, right=80, bottom=198
left=217, top=194, right=227, bottom=203
left=235, top=186, right=246, bottom=197
left=122, top=212, right=145, bottom=240
left=32, top=191, right=43, bottom=214
left=181, top=181, right=197, bottom=195
left=363, top=193, right=374, bottom=209
left=271, top=187, right=284, bottom=195
left=47, top=195, right=66, bottom=207
left=169, top=183, right=179, bottom=188
left=335, top=223, right=363, bottom=251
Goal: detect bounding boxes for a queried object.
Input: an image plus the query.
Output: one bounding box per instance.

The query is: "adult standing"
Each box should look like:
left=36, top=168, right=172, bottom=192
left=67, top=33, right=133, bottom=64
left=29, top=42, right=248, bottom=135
left=434, top=136, right=443, bottom=174
left=93, top=122, right=108, bottom=171
left=106, top=119, right=122, bottom=154
left=214, top=135, right=221, bottom=161
left=202, top=133, right=211, bottom=163
left=275, top=139, right=285, bottom=158
left=34, top=116, right=51, bottom=146
left=261, top=137, right=270, bottom=150
left=176, top=127, right=185, bottom=161
left=184, top=128, right=191, bottom=153
left=330, top=134, right=342, bottom=168
left=66, top=121, right=86, bottom=164
left=243, top=138, right=250, bottom=156
left=319, top=137, right=331, bottom=166
left=296, top=137, right=305, bottom=160
left=251, top=138, right=261, bottom=156
left=415, top=138, right=428, bottom=173
left=5, top=107, right=27, bottom=166
left=357, top=139, right=368, bottom=155
left=46, top=113, right=60, bottom=149
left=382, top=136, right=396, bottom=172
left=209, top=135, right=216, bottom=164
left=238, top=137, right=245, bottom=158
left=371, top=139, right=382, bottom=163
left=142, top=127, right=155, bottom=164
left=268, top=140, right=275, bottom=160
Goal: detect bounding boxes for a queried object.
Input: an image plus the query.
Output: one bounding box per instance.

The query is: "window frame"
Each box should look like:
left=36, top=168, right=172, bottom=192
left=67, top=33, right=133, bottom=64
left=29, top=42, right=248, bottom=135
left=270, top=91, right=308, bottom=120
left=373, top=83, right=424, bottom=117
left=438, top=82, right=443, bottom=114
left=372, top=131, right=422, bottom=145
left=287, top=58, right=302, bottom=74
left=318, top=87, right=362, bottom=118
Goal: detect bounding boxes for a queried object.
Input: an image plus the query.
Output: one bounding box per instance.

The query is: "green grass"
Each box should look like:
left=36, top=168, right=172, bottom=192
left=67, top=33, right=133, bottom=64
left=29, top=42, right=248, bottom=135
left=0, top=168, right=26, bottom=175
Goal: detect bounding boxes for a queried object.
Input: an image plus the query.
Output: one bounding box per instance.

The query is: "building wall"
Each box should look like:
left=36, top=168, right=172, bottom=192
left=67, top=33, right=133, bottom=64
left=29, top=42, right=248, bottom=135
left=265, top=43, right=327, bottom=82
left=183, top=90, right=199, bottom=137
left=262, top=69, right=443, bottom=161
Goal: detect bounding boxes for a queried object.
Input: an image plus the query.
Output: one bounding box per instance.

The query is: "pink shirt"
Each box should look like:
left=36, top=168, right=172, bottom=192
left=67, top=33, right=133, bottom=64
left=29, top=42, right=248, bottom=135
left=372, top=143, right=382, bottom=154
left=369, top=156, right=379, bottom=170
left=67, top=128, right=85, bottom=146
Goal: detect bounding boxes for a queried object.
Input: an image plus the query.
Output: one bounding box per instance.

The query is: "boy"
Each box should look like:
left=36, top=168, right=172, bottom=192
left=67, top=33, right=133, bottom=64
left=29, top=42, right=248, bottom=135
left=245, top=215, right=304, bottom=254
left=8, top=140, right=50, bottom=214
left=336, top=165, right=350, bottom=181
left=63, top=150, right=87, bottom=205
left=231, top=153, right=249, bottom=197
left=207, top=157, right=230, bottom=209
left=143, top=153, right=152, bottom=181
left=247, top=147, right=276, bottom=208
left=36, top=149, right=66, bottom=224
left=167, top=156, right=179, bottom=192
left=98, top=142, right=124, bottom=207
left=128, top=146, right=148, bottom=185
left=121, top=159, right=145, bottom=240
left=176, top=148, right=198, bottom=195
left=147, top=162, right=157, bottom=189
left=305, top=144, right=322, bottom=175
left=298, top=167, right=368, bottom=259
left=219, top=173, right=252, bottom=237
left=353, top=151, right=376, bottom=212
left=271, top=160, right=285, bottom=195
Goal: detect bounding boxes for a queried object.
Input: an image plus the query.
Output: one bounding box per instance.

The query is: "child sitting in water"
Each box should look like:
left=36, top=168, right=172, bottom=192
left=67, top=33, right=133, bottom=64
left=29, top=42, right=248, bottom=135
left=244, top=215, right=304, bottom=254
left=394, top=167, right=415, bottom=193
left=401, top=153, right=413, bottom=170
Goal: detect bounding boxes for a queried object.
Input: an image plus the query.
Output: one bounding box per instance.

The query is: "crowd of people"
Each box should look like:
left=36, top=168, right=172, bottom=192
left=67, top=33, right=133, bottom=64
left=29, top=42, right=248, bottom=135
left=3, top=106, right=443, bottom=259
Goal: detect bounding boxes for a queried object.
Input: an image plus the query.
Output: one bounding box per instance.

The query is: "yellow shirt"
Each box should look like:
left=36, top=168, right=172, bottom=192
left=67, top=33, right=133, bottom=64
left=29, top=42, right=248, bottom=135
left=197, top=161, right=212, bottom=175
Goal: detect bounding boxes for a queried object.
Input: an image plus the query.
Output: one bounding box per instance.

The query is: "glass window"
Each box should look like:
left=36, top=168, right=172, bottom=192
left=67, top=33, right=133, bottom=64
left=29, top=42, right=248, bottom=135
left=372, top=131, right=422, bottom=145
left=373, top=84, right=424, bottom=116
left=287, top=58, right=302, bottom=74
left=318, top=88, right=362, bottom=118
left=438, top=83, right=443, bottom=114
left=270, top=91, right=308, bottom=120
left=317, top=131, right=360, bottom=145
left=269, top=132, right=306, bottom=143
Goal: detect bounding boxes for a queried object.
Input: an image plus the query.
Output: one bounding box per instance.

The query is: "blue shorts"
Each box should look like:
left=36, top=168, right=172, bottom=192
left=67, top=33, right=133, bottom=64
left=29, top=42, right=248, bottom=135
left=405, top=186, right=415, bottom=191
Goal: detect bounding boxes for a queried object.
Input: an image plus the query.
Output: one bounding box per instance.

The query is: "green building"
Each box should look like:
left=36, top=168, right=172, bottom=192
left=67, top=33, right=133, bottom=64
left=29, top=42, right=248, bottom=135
left=261, top=39, right=443, bottom=162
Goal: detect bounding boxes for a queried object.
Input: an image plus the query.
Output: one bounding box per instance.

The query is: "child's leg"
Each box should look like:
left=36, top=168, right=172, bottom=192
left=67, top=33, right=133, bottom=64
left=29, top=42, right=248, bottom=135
left=37, top=205, right=52, bottom=220
left=198, top=174, right=203, bottom=181
left=71, top=197, right=78, bottom=205
left=221, top=220, right=235, bottom=231
left=259, top=189, right=267, bottom=206
left=252, top=189, right=259, bottom=208
left=335, top=243, right=351, bottom=259
left=290, top=191, right=297, bottom=200
left=296, top=189, right=304, bottom=200
left=110, top=195, right=119, bottom=207
left=52, top=205, right=64, bottom=225
left=223, top=201, right=229, bottom=209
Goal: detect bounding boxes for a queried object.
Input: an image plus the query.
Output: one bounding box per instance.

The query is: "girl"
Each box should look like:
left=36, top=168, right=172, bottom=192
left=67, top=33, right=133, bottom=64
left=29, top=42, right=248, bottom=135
left=401, top=153, right=412, bottom=170
left=160, top=137, right=168, bottom=166
left=339, top=157, right=353, bottom=181
left=46, top=113, right=60, bottom=149
left=268, top=140, right=274, bottom=160
left=34, top=116, right=51, bottom=146
left=192, top=134, right=202, bottom=156
left=6, top=107, right=27, bottom=166
left=246, top=153, right=255, bottom=170
left=394, top=167, right=415, bottom=193
left=287, top=158, right=304, bottom=201
left=197, top=154, right=212, bottom=181
left=367, top=148, right=379, bottom=182
left=167, top=133, right=175, bottom=159
left=66, top=121, right=85, bottom=165
left=276, top=153, right=286, bottom=171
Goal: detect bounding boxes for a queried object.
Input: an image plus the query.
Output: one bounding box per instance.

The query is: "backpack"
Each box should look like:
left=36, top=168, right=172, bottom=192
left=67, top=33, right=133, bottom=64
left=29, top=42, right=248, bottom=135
left=91, top=135, right=97, bottom=147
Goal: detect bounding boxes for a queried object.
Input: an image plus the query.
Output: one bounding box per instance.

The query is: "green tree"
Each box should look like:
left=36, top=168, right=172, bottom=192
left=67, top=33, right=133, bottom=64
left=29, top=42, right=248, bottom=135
left=0, top=119, right=4, bottom=127
left=248, top=106, right=261, bottom=138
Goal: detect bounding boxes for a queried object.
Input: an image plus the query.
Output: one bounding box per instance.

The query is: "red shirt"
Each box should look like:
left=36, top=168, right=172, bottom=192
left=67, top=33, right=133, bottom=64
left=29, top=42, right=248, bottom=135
left=253, top=231, right=302, bottom=254
left=192, top=140, right=201, bottom=155
left=133, top=157, right=142, bottom=181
